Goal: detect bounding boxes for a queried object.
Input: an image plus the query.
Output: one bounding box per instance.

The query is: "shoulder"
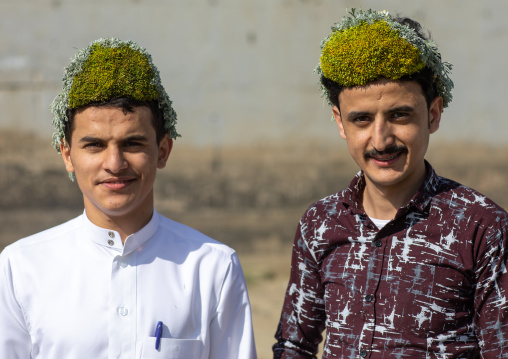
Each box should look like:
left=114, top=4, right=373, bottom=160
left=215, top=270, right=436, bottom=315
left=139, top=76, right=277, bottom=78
left=0, top=215, right=84, bottom=273
left=300, top=188, right=351, bottom=225
left=293, top=189, right=354, bottom=260
left=433, top=175, right=507, bottom=219
left=155, top=214, right=236, bottom=259
left=2, top=215, right=83, bottom=255
left=300, top=171, right=362, bottom=227
left=153, top=215, right=242, bottom=289
left=429, top=175, right=508, bottom=244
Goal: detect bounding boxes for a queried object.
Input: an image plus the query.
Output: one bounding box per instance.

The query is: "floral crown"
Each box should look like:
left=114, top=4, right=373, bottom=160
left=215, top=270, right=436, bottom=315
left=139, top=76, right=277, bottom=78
left=50, top=37, right=179, bottom=152
left=316, top=9, right=453, bottom=107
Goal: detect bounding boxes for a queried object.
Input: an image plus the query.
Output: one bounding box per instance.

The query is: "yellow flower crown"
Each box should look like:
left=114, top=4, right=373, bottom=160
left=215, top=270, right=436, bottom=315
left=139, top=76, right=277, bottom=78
left=316, top=9, right=453, bottom=107
left=68, top=43, right=160, bottom=108
left=50, top=38, right=179, bottom=152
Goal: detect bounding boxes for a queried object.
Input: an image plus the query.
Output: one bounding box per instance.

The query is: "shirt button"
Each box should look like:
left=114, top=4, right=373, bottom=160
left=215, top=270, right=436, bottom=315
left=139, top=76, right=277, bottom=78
left=108, top=239, right=115, bottom=246
left=374, top=240, right=382, bottom=247
left=365, top=294, right=373, bottom=302
left=360, top=350, right=368, bottom=357
left=118, top=307, right=128, bottom=316
left=108, top=231, right=115, bottom=238
left=119, top=259, right=128, bottom=268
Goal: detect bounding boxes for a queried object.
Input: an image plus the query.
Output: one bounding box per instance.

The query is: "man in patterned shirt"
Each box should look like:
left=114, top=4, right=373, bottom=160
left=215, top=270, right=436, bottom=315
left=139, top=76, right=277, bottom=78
left=273, top=9, right=508, bottom=359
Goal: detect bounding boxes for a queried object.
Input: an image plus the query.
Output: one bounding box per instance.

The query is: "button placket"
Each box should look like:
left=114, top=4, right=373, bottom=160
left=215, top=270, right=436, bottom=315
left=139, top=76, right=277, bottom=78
left=110, top=251, right=136, bottom=357
left=358, top=232, right=383, bottom=352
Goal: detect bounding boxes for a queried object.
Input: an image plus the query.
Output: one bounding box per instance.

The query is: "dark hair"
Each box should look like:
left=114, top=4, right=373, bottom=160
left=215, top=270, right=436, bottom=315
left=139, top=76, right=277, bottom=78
left=321, top=16, right=438, bottom=110
left=64, top=97, right=166, bottom=146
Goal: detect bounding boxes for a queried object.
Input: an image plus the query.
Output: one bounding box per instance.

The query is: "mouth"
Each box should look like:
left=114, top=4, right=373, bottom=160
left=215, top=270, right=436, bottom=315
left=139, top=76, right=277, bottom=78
left=365, top=146, right=408, bottom=165
left=372, top=153, right=399, bottom=161
left=99, top=177, right=136, bottom=190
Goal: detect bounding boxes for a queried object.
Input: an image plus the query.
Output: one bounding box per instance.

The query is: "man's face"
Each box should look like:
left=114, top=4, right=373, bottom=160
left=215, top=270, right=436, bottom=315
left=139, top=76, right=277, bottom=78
left=333, top=79, right=442, bottom=194
left=60, top=106, right=172, bottom=226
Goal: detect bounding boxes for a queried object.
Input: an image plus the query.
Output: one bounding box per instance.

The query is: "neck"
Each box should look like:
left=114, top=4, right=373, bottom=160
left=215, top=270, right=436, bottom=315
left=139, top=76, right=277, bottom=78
left=84, top=203, right=154, bottom=243
left=361, top=166, right=427, bottom=220
left=101, top=214, right=153, bottom=243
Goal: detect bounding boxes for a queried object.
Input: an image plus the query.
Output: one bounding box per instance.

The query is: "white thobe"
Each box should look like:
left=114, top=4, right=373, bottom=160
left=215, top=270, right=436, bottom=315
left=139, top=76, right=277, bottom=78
left=0, top=210, right=257, bottom=359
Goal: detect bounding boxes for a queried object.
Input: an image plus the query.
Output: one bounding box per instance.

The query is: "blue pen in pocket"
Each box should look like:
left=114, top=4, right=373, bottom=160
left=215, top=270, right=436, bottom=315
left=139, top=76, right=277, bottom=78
left=154, top=321, right=163, bottom=350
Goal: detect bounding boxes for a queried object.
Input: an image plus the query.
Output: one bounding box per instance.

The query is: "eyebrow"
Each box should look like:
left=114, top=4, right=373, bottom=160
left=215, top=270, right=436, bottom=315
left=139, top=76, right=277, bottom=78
left=78, top=136, right=103, bottom=144
left=387, top=105, right=415, bottom=114
left=346, top=106, right=416, bottom=121
left=346, top=111, right=370, bottom=121
left=78, top=135, right=149, bottom=143
left=121, top=135, right=149, bottom=143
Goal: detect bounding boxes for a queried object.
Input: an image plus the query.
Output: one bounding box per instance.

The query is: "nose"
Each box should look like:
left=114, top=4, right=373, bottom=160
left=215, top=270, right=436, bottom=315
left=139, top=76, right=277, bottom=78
left=371, top=118, right=395, bottom=152
left=103, top=146, right=128, bottom=174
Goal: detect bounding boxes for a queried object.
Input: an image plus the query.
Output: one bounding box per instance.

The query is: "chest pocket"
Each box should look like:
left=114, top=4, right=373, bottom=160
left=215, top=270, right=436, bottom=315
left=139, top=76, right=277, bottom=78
left=141, top=338, right=202, bottom=358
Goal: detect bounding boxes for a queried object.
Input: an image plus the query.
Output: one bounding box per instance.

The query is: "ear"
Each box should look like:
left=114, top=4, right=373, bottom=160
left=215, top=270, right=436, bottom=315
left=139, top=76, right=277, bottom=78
left=157, top=136, right=173, bottom=169
left=428, top=96, right=443, bottom=134
left=60, top=141, right=75, bottom=173
left=332, top=106, right=347, bottom=140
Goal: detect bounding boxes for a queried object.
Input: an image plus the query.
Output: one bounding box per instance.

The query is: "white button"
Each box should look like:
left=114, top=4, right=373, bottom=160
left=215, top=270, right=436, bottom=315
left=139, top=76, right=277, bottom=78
left=118, top=307, right=128, bottom=316
left=119, top=259, right=128, bottom=268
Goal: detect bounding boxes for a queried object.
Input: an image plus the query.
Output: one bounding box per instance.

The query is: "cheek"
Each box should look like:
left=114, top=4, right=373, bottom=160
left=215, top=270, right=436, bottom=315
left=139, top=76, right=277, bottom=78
left=345, top=132, right=368, bottom=154
left=72, top=156, right=95, bottom=172
left=130, top=153, right=158, bottom=173
left=404, top=126, right=430, bottom=151
left=68, top=154, right=104, bottom=181
left=346, top=142, right=367, bottom=167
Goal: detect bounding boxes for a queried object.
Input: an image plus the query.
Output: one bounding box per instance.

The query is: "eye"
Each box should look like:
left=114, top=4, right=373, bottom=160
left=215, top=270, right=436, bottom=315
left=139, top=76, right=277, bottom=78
left=392, top=111, right=409, bottom=119
left=123, top=141, right=143, bottom=148
left=351, top=115, right=372, bottom=125
left=121, top=140, right=149, bottom=152
left=83, top=142, right=104, bottom=150
left=390, top=111, right=412, bottom=123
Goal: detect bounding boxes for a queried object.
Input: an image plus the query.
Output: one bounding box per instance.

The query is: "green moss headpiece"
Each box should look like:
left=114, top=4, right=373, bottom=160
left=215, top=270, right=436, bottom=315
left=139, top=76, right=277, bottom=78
left=50, top=38, right=179, bottom=152
left=316, top=9, right=453, bottom=107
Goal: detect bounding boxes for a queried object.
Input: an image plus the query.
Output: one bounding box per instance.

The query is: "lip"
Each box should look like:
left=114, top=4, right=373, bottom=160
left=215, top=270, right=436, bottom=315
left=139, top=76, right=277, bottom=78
left=99, top=177, right=136, bottom=190
left=369, top=151, right=404, bottom=167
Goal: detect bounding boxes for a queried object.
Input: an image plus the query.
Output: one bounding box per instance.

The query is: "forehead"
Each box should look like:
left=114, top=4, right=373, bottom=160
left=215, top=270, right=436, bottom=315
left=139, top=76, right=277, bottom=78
left=338, top=79, right=426, bottom=111
left=72, top=106, right=155, bottom=137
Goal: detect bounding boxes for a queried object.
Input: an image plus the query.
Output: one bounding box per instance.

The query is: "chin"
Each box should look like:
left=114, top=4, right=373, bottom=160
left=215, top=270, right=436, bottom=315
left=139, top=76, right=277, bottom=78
left=365, top=172, right=407, bottom=187
left=93, top=199, right=137, bottom=216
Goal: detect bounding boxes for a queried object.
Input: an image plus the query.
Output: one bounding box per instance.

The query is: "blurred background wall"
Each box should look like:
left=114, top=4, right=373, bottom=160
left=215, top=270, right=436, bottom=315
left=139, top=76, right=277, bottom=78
left=1, top=0, right=507, bottom=147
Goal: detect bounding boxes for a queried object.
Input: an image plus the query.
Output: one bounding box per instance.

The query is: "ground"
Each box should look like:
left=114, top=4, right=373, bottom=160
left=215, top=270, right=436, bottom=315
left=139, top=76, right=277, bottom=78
left=1, top=130, right=507, bottom=358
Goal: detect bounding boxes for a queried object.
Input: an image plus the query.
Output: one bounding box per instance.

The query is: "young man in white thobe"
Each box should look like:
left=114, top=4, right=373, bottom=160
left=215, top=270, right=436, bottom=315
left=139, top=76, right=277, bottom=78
left=0, top=38, right=257, bottom=359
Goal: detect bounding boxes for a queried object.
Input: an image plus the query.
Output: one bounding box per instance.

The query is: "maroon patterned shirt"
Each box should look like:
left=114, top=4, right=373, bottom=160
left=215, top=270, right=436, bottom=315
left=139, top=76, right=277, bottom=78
left=274, top=162, right=508, bottom=358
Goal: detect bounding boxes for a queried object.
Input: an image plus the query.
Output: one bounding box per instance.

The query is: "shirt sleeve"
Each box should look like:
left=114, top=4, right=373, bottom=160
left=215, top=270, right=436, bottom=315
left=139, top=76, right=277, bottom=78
left=473, top=214, right=508, bottom=357
left=209, top=252, right=257, bottom=359
left=273, top=218, right=326, bottom=359
left=0, top=248, right=32, bottom=358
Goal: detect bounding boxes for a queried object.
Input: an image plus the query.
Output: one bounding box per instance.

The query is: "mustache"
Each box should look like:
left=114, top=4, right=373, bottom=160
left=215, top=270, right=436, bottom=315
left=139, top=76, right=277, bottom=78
left=364, top=145, right=408, bottom=159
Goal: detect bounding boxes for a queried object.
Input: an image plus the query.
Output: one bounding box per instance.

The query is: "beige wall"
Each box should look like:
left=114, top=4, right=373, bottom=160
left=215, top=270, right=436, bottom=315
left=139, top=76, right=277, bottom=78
left=0, top=0, right=506, bottom=146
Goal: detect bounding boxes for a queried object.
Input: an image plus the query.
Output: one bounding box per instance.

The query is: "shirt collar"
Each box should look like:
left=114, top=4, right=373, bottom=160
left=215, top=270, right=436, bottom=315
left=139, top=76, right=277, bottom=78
left=344, top=160, right=439, bottom=215
left=79, top=209, right=160, bottom=256
left=406, top=161, right=440, bottom=213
